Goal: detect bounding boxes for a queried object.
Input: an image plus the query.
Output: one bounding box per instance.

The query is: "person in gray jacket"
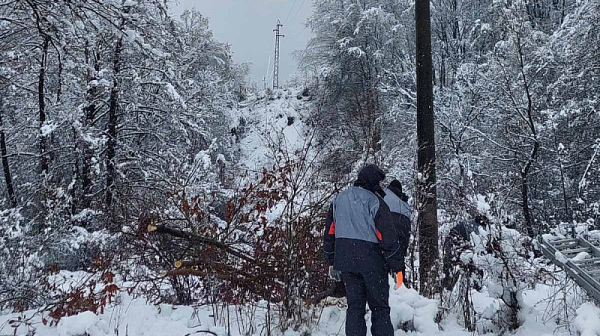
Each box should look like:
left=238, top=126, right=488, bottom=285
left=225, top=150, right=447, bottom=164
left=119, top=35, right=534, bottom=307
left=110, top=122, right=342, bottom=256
left=323, top=164, right=404, bottom=336
left=383, top=179, right=411, bottom=287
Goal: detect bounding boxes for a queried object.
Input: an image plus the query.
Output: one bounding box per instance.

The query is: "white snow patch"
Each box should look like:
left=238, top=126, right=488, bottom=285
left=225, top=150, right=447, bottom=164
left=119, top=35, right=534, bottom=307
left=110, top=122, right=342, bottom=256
left=575, top=303, right=600, bottom=336
left=41, top=122, right=58, bottom=136
left=389, top=283, right=439, bottom=334
left=124, top=29, right=136, bottom=43
left=555, top=251, right=568, bottom=264
left=56, top=311, right=98, bottom=336
left=573, top=251, right=591, bottom=261
left=165, top=83, right=187, bottom=109
left=195, top=151, right=212, bottom=170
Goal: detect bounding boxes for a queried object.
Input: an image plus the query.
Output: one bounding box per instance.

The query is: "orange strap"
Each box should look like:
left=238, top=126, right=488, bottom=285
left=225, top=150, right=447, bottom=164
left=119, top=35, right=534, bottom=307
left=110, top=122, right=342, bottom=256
left=396, top=271, right=404, bottom=288
left=376, top=229, right=382, bottom=241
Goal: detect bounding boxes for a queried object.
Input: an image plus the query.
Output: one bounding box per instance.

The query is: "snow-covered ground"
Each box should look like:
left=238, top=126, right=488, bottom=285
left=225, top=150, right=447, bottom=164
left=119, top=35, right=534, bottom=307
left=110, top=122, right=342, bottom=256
left=0, top=274, right=466, bottom=336
left=1, top=273, right=597, bottom=336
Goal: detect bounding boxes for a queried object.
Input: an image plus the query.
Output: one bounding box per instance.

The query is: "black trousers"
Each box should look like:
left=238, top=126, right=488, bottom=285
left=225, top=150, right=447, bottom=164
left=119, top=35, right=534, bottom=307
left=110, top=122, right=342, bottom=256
left=341, top=270, right=393, bottom=336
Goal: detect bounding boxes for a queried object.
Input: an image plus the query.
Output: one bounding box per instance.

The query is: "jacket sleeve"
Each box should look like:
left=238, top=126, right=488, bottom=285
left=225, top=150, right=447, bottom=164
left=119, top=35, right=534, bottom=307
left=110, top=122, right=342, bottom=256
left=323, top=203, right=335, bottom=266
left=375, top=201, right=405, bottom=272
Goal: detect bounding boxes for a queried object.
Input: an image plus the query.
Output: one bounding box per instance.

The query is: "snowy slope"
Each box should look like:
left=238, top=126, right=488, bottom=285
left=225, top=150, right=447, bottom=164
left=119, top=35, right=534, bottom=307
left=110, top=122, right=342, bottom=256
left=231, top=88, right=310, bottom=174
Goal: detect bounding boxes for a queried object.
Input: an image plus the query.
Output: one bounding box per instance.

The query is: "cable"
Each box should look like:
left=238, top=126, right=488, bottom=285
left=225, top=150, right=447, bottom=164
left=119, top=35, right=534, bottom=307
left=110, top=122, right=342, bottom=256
left=265, top=33, right=276, bottom=88
left=294, top=0, right=308, bottom=20
left=285, top=0, right=299, bottom=23
left=285, top=0, right=309, bottom=42
left=290, top=25, right=308, bottom=40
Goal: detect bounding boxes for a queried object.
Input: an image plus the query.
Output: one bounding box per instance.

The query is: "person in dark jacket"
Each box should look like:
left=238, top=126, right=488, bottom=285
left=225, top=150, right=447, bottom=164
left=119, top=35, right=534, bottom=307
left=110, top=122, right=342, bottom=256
left=442, top=214, right=489, bottom=290
left=383, top=179, right=411, bottom=287
left=323, top=164, right=404, bottom=336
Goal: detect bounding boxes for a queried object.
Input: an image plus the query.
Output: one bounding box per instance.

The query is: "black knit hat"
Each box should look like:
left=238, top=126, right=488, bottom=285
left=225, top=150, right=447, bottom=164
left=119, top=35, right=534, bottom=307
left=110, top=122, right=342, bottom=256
left=388, top=179, right=402, bottom=197
left=389, top=179, right=402, bottom=194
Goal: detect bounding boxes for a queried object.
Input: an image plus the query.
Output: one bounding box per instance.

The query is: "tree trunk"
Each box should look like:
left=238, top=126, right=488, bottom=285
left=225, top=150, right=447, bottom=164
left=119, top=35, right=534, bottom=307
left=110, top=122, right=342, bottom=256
left=0, top=104, right=17, bottom=208
left=78, top=43, right=100, bottom=211
left=415, top=0, right=439, bottom=297
left=521, top=171, right=535, bottom=237
left=105, top=35, right=123, bottom=218
left=516, top=33, right=539, bottom=237
left=39, top=36, right=50, bottom=176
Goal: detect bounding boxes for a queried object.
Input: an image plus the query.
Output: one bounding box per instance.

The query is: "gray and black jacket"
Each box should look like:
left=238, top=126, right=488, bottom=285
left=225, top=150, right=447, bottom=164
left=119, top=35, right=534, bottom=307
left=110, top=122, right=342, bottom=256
left=323, top=165, right=405, bottom=273
left=383, top=188, right=411, bottom=273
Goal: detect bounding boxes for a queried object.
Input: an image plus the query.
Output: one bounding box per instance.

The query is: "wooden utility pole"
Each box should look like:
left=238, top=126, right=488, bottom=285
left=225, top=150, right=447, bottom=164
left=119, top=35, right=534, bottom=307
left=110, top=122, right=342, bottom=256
left=415, top=0, right=439, bottom=297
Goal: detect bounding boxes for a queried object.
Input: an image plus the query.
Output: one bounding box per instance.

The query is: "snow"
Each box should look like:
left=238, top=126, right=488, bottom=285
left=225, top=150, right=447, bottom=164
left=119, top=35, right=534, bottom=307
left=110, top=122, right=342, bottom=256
left=555, top=251, right=569, bottom=264
left=195, top=151, right=212, bottom=170
left=347, top=46, right=366, bottom=57
left=56, top=311, right=98, bottom=336
left=125, top=29, right=137, bottom=43
left=165, top=83, right=186, bottom=109
left=574, top=303, right=600, bottom=336
left=473, top=194, right=491, bottom=213
left=0, top=268, right=585, bottom=336
left=233, top=90, right=308, bottom=174
left=41, top=122, right=58, bottom=136
left=1, top=294, right=231, bottom=336
left=389, top=285, right=439, bottom=334
left=573, top=251, right=591, bottom=261
left=3, top=85, right=598, bottom=336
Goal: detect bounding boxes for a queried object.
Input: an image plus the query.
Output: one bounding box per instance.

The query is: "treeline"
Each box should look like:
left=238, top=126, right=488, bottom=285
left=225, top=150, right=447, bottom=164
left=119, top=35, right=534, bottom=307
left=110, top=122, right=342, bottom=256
left=0, top=0, right=246, bottom=309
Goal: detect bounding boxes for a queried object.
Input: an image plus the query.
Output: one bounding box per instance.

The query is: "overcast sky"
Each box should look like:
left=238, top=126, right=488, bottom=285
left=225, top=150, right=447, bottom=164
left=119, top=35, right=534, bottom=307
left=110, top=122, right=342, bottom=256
left=170, top=0, right=313, bottom=87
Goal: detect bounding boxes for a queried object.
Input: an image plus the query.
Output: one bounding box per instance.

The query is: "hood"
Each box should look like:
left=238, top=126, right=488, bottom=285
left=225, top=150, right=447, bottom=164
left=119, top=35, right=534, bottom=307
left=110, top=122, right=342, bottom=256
left=354, top=164, right=386, bottom=195
left=388, top=179, right=409, bottom=202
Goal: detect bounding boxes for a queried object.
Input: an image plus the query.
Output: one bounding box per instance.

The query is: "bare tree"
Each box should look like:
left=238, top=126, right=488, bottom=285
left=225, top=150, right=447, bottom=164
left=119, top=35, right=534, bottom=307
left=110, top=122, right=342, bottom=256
left=0, top=100, right=16, bottom=208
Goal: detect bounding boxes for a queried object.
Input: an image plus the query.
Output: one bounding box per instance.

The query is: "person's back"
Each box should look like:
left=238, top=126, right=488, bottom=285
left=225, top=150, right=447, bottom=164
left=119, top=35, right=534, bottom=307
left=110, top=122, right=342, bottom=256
left=383, top=179, right=411, bottom=284
left=329, top=185, right=387, bottom=272
left=323, top=164, right=403, bottom=336
left=384, top=179, right=411, bottom=219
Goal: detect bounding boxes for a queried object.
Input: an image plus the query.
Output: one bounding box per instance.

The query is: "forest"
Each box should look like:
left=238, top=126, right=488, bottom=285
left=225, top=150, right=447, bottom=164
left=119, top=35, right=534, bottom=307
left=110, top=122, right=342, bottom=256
left=0, top=0, right=599, bottom=335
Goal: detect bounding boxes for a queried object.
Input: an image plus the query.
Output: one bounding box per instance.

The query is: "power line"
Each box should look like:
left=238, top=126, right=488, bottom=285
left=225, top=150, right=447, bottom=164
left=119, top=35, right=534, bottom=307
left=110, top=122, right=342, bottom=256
left=285, top=0, right=309, bottom=40
left=265, top=34, right=274, bottom=88
left=292, top=0, right=308, bottom=22
left=285, top=0, right=298, bottom=23
left=290, top=25, right=308, bottom=40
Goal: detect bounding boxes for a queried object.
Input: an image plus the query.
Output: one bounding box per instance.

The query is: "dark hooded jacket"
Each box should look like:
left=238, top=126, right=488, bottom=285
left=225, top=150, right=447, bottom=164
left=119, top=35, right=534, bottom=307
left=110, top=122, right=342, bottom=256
left=323, top=165, right=405, bottom=272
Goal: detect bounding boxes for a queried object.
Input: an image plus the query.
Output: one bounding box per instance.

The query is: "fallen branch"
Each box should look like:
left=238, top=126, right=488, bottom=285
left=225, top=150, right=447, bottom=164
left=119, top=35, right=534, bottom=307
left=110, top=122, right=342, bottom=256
left=174, top=259, right=201, bottom=269
left=160, top=268, right=231, bottom=280
left=147, top=225, right=256, bottom=264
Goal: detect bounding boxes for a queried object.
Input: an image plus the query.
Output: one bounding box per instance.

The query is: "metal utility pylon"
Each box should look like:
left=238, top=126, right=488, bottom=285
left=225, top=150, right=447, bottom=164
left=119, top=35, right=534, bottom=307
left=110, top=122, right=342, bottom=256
left=272, top=20, right=284, bottom=90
